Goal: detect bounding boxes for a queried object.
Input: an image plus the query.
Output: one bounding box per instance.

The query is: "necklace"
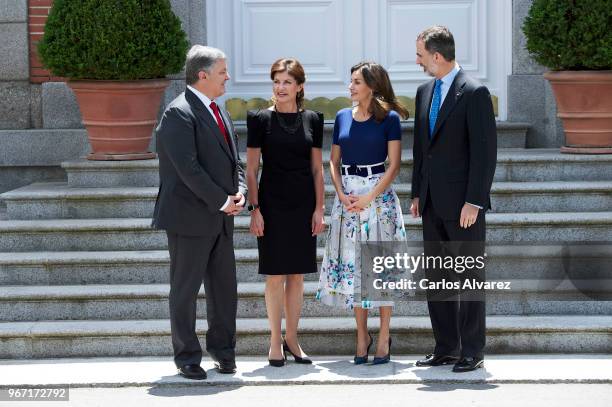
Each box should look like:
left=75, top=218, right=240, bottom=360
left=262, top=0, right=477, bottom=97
left=352, top=107, right=371, bottom=122
left=274, top=105, right=302, bottom=134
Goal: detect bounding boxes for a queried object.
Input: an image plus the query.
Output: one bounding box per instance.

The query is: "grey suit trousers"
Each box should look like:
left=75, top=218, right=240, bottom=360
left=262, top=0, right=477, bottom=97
left=167, top=230, right=237, bottom=368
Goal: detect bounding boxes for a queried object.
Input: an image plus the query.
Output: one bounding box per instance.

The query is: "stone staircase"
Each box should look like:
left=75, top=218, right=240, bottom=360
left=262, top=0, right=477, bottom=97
left=1, top=123, right=611, bottom=359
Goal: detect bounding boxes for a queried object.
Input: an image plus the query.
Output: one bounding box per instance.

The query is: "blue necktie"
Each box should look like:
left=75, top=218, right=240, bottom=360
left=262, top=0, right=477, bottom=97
left=429, top=79, right=442, bottom=139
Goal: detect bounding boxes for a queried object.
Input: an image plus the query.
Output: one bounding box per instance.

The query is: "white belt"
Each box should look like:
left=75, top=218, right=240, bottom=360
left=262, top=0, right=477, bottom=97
left=341, top=161, right=385, bottom=177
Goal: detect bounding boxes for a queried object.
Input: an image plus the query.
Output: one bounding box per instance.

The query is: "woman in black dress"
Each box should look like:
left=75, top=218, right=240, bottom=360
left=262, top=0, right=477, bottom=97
left=246, top=58, right=325, bottom=366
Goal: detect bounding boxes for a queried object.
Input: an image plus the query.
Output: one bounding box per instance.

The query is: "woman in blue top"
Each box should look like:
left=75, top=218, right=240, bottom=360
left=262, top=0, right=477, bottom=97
left=317, top=62, right=409, bottom=365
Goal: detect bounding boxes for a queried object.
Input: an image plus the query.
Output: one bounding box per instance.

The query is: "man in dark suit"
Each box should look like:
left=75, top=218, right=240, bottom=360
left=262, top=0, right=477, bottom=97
left=410, top=26, right=497, bottom=372
left=152, top=45, right=247, bottom=380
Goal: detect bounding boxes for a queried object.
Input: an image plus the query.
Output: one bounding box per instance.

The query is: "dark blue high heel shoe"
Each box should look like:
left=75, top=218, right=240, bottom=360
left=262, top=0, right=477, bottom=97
left=372, top=337, right=392, bottom=365
left=354, top=333, right=373, bottom=365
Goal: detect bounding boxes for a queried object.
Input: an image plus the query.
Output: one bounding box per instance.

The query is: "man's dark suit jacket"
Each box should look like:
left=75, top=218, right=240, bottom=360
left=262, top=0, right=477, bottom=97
left=152, top=88, right=247, bottom=236
left=411, top=69, right=497, bottom=220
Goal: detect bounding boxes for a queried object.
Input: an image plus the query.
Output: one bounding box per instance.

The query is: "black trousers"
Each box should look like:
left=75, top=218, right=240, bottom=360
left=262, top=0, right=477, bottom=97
left=166, top=231, right=237, bottom=368
left=421, top=195, right=486, bottom=359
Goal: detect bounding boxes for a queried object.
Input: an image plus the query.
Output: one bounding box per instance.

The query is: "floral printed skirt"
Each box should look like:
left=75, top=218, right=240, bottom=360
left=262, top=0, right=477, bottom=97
left=316, top=173, right=407, bottom=309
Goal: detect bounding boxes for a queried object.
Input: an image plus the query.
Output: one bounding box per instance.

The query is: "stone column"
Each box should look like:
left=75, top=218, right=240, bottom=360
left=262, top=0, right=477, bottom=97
left=0, top=0, right=30, bottom=129
left=163, top=0, right=208, bottom=108
left=508, top=0, right=564, bottom=148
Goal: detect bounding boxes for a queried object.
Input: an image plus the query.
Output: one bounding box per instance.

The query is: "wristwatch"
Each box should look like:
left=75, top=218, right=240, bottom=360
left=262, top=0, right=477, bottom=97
left=247, top=203, right=260, bottom=212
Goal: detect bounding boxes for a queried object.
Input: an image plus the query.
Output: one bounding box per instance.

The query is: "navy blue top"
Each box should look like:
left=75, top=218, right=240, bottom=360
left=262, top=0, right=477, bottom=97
left=332, top=108, right=402, bottom=165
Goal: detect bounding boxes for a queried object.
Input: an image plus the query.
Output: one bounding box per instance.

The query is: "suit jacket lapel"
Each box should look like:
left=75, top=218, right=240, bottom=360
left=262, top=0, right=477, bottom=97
left=185, top=89, right=234, bottom=161
left=430, top=70, right=467, bottom=141
left=421, top=79, right=435, bottom=149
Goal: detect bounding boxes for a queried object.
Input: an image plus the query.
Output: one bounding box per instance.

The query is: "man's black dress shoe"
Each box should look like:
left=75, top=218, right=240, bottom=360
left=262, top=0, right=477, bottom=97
left=178, top=364, right=207, bottom=380
left=214, top=360, right=237, bottom=374
left=415, top=353, right=460, bottom=367
left=452, top=356, right=484, bottom=372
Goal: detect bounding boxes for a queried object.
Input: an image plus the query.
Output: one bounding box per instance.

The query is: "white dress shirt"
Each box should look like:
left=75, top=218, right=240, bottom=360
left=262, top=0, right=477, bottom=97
left=431, top=62, right=461, bottom=111
left=187, top=85, right=217, bottom=120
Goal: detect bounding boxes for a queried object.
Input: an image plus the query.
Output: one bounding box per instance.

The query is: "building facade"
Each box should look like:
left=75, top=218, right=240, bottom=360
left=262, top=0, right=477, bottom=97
left=0, top=0, right=562, bottom=194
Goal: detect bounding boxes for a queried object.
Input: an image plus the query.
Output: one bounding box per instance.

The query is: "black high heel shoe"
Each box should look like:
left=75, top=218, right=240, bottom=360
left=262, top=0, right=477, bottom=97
left=268, top=345, right=286, bottom=367
left=268, top=358, right=285, bottom=367
left=283, top=339, right=312, bottom=364
left=354, top=333, right=373, bottom=365
left=372, top=337, right=392, bottom=365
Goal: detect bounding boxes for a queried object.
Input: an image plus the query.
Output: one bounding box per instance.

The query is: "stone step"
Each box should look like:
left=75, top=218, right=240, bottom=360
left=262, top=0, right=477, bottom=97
left=60, top=149, right=612, bottom=188
left=352, top=182, right=612, bottom=214
left=232, top=120, right=530, bottom=151
left=0, top=129, right=88, bottom=195
left=1, top=244, right=609, bottom=285
left=0, top=181, right=612, bottom=220
left=3, top=181, right=611, bottom=220
left=1, top=182, right=158, bottom=220
left=62, top=159, right=160, bottom=188
left=0, top=213, right=610, bottom=252
left=1, top=315, right=610, bottom=358
left=2, top=281, right=609, bottom=322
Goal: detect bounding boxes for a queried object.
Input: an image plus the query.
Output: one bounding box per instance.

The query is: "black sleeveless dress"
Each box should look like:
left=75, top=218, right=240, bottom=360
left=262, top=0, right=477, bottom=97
left=246, top=109, right=324, bottom=275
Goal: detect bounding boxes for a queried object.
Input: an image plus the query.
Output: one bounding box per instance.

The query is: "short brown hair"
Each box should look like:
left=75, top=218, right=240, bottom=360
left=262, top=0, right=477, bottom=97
left=417, top=26, right=455, bottom=62
left=270, top=58, right=306, bottom=109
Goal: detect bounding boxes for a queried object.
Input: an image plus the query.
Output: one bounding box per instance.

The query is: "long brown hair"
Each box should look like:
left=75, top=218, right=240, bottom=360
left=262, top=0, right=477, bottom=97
left=270, top=58, right=306, bottom=109
left=350, top=61, right=409, bottom=122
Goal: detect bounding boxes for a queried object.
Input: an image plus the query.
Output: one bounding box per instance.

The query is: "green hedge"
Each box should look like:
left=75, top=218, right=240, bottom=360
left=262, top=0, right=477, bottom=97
left=38, top=0, right=189, bottom=80
left=522, top=0, right=612, bottom=70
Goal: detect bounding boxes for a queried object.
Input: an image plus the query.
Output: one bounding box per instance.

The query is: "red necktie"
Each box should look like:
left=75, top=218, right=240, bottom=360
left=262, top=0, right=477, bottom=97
left=209, top=101, right=230, bottom=146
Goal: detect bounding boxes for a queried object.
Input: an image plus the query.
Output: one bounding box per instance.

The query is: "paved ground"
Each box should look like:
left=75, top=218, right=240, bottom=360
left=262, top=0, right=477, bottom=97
left=1, top=355, right=611, bottom=406
left=53, top=383, right=612, bottom=407
left=1, top=355, right=611, bottom=386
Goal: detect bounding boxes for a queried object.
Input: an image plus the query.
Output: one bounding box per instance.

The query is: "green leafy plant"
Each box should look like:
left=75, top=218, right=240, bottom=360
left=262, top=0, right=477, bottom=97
left=522, top=0, right=612, bottom=70
left=38, top=0, right=189, bottom=80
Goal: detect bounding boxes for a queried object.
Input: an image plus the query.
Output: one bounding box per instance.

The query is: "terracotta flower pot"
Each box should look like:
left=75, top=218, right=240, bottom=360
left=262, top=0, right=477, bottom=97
left=68, top=79, right=170, bottom=160
left=544, top=71, right=612, bottom=154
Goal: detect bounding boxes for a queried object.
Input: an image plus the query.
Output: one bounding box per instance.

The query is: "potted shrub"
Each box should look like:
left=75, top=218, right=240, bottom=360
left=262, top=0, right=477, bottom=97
left=523, top=0, right=612, bottom=154
left=38, top=0, right=189, bottom=160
